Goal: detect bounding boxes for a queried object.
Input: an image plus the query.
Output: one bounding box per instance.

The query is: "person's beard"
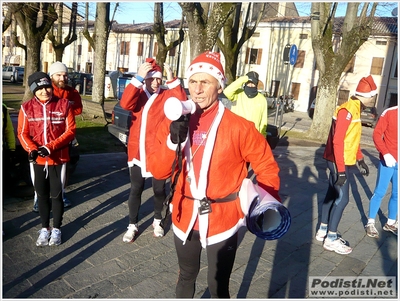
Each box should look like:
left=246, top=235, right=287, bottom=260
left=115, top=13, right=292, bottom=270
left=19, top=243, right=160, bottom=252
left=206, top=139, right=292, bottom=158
left=52, top=79, right=66, bottom=89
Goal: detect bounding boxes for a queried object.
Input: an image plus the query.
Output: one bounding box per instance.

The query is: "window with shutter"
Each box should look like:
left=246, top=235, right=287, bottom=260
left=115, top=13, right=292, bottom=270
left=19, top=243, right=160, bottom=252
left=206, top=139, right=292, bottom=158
left=294, top=51, right=305, bottom=68
left=291, top=83, right=300, bottom=99
left=269, top=80, right=280, bottom=98
left=153, top=42, right=158, bottom=57
left=120, top=41, right=130, bottom=55
left=137, top=41, right=143, bottom=56
left=370, top=57, right=384, bottom=75
left=256, top=49, right=262, bottom=65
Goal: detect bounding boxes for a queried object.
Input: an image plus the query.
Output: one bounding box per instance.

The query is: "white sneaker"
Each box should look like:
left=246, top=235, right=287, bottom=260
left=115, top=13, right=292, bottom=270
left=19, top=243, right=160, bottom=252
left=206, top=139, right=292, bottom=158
left=36, top=228, right=51, bottom=247
left=315, top=229, right=327, bottom=242
left=49, top=228, right=62, bottom=246
left=123, top=224, right=138, bottom=243
left=365, top=223, right=379, bottom=238
left=153, top=219, right=164, bottom=238
left=383, top=221, right=398, bottom=235
left=323, top=237, right=352, bottom=255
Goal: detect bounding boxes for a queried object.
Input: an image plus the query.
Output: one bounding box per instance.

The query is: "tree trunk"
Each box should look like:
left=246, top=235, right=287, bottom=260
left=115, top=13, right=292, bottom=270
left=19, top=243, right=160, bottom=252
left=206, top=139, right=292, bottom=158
left=92, top=2, right=110, bottom=110
left=307, top=2, right=378, bottom=141
left=154, top=3, right=185, bottom=75
left=48, top=3, right=78, bottom=63
left=217, top=3, right=266, bottom=85
left=8, top=3, right=57, bottom=101
left=179, top=2, right=235, bottom=60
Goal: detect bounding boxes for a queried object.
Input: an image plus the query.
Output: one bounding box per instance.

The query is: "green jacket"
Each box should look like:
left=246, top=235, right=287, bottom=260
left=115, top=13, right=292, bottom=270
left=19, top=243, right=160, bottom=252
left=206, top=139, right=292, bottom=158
left=2, top=103, right=16, bottom=151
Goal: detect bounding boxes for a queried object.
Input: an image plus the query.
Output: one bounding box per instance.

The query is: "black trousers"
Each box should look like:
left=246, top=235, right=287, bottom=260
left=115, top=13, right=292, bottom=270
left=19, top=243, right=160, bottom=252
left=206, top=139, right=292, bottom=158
left=31, top=163, right=65, bottom=229
left=174, top=230, right=238, bottom=298
left=127, top=165, right=166, bottom=224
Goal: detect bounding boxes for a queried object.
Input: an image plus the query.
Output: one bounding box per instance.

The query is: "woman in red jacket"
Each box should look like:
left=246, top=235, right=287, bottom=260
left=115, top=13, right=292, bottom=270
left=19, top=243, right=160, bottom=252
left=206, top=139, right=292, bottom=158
left=18, top=72, right=76, bottom=247
left=119, top=59, right=187, bottom=242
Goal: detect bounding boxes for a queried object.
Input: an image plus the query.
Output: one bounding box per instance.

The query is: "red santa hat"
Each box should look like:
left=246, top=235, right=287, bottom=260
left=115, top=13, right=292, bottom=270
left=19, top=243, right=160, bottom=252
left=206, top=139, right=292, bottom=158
left=355, top=75, right=377, bottom=98
left=145, top=58, right=162, bottom=79
left=186, top=51, right=226, bottom=88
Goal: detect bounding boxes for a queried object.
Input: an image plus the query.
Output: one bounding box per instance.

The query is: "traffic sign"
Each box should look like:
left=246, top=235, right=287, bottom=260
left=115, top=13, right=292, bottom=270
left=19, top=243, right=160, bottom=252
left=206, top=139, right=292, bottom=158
left=289, top=44, right=298, bottom=65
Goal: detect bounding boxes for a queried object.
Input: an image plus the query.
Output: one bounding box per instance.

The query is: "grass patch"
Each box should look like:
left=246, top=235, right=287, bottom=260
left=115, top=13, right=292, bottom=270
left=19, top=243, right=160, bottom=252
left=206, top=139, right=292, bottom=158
left=75, top=116, right=126, bottom=154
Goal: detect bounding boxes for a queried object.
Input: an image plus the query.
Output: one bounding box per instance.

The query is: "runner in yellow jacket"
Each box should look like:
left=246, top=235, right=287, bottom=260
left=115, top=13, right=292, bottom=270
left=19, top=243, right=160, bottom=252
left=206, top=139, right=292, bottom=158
left=224, top=71, right=268, bottom=136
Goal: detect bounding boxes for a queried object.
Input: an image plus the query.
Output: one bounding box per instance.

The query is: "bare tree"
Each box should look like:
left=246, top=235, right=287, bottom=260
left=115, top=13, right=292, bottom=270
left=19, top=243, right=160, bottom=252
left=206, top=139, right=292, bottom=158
left=47, top=3, right=78, bottom=62
left=179, top=2, right=236, bottom=60
left=91, top=2, right=112, bottom=109
left=153, top=3, right=185, bottom=74
left=307, top=2, right=378, bottom=141
left=6, top=3, right=57, bottom=100
left=216, top=3, right=266, bottom=85
left=2, top=7, right=12, bottom=33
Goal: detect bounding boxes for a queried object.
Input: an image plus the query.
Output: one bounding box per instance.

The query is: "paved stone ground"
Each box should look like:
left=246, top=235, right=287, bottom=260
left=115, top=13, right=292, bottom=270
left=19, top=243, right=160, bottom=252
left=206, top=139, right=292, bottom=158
left=2, top=141, right=397, bottom=298
left=1, top=82, right=395, bottom=298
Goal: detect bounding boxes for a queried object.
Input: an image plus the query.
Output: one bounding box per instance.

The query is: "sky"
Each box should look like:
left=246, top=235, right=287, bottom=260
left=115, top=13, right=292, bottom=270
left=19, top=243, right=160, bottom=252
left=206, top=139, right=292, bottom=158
left=74, top=2, right=398, bottom=24
left=106, top=2, right=398, bottom=24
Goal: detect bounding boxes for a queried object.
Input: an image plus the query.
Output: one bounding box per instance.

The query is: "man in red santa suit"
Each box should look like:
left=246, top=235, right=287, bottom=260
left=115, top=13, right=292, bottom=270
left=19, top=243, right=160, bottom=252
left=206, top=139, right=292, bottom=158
left=148, top=51, right=280, bottom=298
left=120, top=59, right=187, bottom=242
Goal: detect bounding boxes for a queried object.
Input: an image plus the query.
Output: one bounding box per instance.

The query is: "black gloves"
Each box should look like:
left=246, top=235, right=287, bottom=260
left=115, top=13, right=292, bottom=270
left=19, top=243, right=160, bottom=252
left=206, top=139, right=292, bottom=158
left=170, top=115, right=189, bottom=144
left=357, top=159, right=369, bottom=176
left=29, top=150, right=38, bottom=163
left=38, top=146, right=50, bottom=157
left=335, top=172, right=347, bottom=186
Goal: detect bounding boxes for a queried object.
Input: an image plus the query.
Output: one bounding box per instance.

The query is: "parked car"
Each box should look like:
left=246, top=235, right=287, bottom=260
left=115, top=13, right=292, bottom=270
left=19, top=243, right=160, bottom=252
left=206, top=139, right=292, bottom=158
left=2, top=65, right=24, bottom=83
left=360, top=106, right=378, bottom=128
left=68, top=72, right=93, bottom=94
left=108, top=101, right=131, bottom=148
left=308, top=98, right=378, bottom=127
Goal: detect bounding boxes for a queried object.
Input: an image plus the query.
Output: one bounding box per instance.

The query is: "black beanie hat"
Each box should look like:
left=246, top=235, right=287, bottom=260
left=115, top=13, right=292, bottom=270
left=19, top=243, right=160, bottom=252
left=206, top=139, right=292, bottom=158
left=246, top=71, right=259, bottom=86
left=28, top=72, right=53, bottom=94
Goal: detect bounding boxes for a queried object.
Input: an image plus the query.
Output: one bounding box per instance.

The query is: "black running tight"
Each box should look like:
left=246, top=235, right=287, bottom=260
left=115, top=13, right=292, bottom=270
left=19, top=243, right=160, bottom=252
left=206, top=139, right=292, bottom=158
left=174, top=230, right=238, bottom=298
left=127, top=165, right=166, bottom=224
left=31, top=163, right=65, bottom=229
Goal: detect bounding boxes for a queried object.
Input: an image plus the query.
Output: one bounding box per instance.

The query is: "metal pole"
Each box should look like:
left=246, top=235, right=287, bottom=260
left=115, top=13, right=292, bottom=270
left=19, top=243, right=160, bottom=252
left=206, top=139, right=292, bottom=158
left=176, top=42, right=182, bottom=79
left=83, top=77, right=87, bottom=96
left=278, top=63, right=290, bottom=134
